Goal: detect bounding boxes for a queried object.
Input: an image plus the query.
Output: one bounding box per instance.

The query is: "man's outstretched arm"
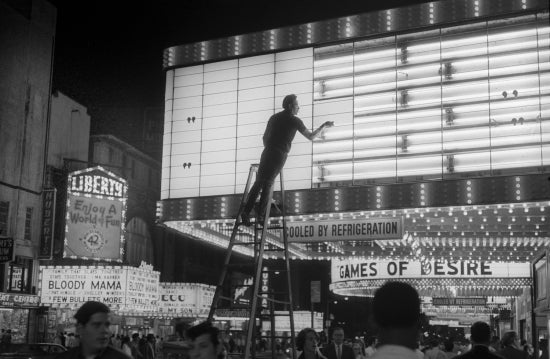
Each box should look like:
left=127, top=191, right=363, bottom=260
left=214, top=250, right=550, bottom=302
left=301, top=121, right=334, bottom=141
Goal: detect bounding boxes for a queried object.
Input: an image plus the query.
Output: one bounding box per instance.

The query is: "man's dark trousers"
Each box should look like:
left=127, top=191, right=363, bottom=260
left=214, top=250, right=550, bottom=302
left=244, top=148, right=288, bottom=220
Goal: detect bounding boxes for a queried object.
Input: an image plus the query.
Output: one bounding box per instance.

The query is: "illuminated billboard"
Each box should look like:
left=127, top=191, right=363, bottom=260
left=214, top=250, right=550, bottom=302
left=162, top=14, right=550, bottom=199
left=39, top=262, right=159, bottom=312
left=64, top=166, right=127, bottom=262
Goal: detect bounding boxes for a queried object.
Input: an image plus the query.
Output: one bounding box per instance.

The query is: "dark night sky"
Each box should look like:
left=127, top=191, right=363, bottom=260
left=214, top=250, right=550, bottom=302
left=48, top=0, right=429, bottom=157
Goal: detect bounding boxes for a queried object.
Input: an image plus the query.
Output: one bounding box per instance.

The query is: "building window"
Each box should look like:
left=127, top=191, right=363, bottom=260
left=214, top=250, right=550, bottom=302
left=0, top=201, right=8, bottom=235
left=24, top=207, right=32, bottom=241
left=8, top=256, right=32, bottom=293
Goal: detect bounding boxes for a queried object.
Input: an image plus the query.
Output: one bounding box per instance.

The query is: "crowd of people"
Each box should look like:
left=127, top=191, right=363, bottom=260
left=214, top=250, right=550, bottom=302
left=49, top=282, right=550, bottom=359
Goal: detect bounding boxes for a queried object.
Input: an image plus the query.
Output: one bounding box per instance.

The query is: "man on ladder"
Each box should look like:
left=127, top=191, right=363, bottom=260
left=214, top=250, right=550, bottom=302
left=241, top=94, right=334, bottom=226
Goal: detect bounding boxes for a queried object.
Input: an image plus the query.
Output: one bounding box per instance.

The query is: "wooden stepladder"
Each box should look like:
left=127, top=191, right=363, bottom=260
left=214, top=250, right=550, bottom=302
left=208, top=164, right=296, bottom=359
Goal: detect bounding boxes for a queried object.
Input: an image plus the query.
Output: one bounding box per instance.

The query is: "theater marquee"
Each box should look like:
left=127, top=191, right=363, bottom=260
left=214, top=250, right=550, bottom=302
left=287, top=218, right=403, bottom=243
left=64, top=166, right=127, bottom=262
left=331, top=259, right=531, bottom=282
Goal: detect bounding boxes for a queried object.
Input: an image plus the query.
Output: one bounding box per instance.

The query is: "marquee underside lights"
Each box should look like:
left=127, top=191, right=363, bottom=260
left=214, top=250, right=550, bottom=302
left=330, top=277, right=532, bottom=297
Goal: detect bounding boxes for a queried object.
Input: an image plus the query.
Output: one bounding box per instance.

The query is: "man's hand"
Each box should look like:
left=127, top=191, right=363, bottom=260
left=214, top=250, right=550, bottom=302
left=323, top=121, right=334, bottom=128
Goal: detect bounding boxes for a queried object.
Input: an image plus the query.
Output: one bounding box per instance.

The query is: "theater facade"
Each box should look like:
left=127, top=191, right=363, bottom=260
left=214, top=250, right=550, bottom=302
left=159, top=0, right=550, bottom=345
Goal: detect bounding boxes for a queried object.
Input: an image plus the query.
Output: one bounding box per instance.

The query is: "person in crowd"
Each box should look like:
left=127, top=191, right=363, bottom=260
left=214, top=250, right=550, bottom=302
left=143, top=334, right=156, bottom=359
left=352, top=340, right=367, bottom=359
left=121, top=336, right=132, bottom=358
left=54, top=332, right=65, bottom=347
left=443, top=339, right=456, bottom=359
left=240, top=94, right=334, bottom=226
left=454, top=322, right=502, bottom=359
left=112, top=335, right=121, bottom=350
left=155, top=336, right=163, bottom=359
left=489, top=336, right=501, bottom=353
left=186, top=321, right=223, bottom=359
left=54, top=301, right=130, bottom=359
left=322, top=327, right=354, bottom=359
left=364, top=337, right=377, bottom=358
left=0, top=329, right=11, bottom=352
left=498, top=332, right=528, bottom=359
left=296, top=328, right=326, bottom=359
left=424, top=339, right=446, bottom=359
left=368, top=281, right=422, bottom=359
left=66, top=333, right=77, bottom=348
left=539, top=339, right=549, bottom=359
left=522, top=342, right=534, bottom=359
left=139, top=337, right=148, bottom=359
left=130, top=333, right=143, bottom=359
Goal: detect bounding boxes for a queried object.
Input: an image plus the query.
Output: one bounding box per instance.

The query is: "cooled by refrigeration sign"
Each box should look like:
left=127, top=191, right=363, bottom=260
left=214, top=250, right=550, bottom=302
left=331, top=259, right=530, bottom=283
left=158, top=283, right=215, bottom=316
left=39, top=264, right=159, bottom=311
left=64, top=166, right=127, bottom=262
left=287, top=218, right=403, bottom=243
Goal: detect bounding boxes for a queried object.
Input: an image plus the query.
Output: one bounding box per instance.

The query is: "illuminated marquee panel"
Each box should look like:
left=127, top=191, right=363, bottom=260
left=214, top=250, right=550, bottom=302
left=64, top=166, right=128, bottom=262
left=330, top=258, right=532, bottom=297
left=162, top=13, right=549, bottom=199
left=163, top=49, right=313, bottom=199
left=313, top=14, right=550, bottom=185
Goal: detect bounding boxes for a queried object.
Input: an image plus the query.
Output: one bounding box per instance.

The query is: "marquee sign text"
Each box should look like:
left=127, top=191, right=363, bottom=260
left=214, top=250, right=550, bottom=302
left=287, top=218, right=403, bottom=243
left=331, top=259, right=530, bottom=283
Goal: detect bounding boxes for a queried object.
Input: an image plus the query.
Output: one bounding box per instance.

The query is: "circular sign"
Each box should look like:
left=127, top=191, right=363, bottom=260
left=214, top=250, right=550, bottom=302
left=80, top=229, right=106, bottom=253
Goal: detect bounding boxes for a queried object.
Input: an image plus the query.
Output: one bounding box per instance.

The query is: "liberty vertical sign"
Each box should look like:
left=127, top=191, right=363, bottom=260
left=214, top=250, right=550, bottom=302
left=65, top=166, right=127, bottom=262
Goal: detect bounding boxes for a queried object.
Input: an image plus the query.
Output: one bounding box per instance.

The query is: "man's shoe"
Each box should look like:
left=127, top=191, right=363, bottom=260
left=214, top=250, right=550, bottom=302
left=240, top=212, right=252, bottom=227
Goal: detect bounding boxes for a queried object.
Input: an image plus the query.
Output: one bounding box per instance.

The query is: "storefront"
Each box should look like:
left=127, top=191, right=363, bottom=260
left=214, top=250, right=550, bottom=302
left=0, top=293, right=43, bottom=343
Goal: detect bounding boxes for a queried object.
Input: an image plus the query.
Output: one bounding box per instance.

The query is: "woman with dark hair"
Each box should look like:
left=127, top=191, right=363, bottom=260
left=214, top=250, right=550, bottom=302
left=296, top=328, right=327, bottom=359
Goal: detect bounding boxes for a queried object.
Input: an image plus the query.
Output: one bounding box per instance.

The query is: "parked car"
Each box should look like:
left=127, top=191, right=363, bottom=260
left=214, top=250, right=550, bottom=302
left=0, top=343, right=67, bottom=359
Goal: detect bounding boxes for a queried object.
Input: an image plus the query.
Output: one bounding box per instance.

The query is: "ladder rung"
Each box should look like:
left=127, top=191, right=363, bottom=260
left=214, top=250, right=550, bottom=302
left=233, top=241, right=263, bottom=246
left=266, top=226, right=284, bottom=230
left=217, top=295, right=234, bottom=302
left=256, top=297, right=291, bottom=305
left=257, top=311, right=298, bottom=318
left=262, top=268, right=288, bottom=273
left=227, top=263, right=255, bottom=268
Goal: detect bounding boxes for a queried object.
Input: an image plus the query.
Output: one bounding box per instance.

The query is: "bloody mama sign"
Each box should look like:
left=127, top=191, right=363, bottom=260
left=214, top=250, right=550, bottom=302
left=64, top=167, right=127, bottom=262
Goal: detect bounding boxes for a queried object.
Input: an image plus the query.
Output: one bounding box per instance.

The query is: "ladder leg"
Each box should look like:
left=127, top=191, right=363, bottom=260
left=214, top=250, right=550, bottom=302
left=208, top=165, right=258, bottom=321
left=244, top=184, right=274, bottom=359
left=279, top=170, right=296, bottom=359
